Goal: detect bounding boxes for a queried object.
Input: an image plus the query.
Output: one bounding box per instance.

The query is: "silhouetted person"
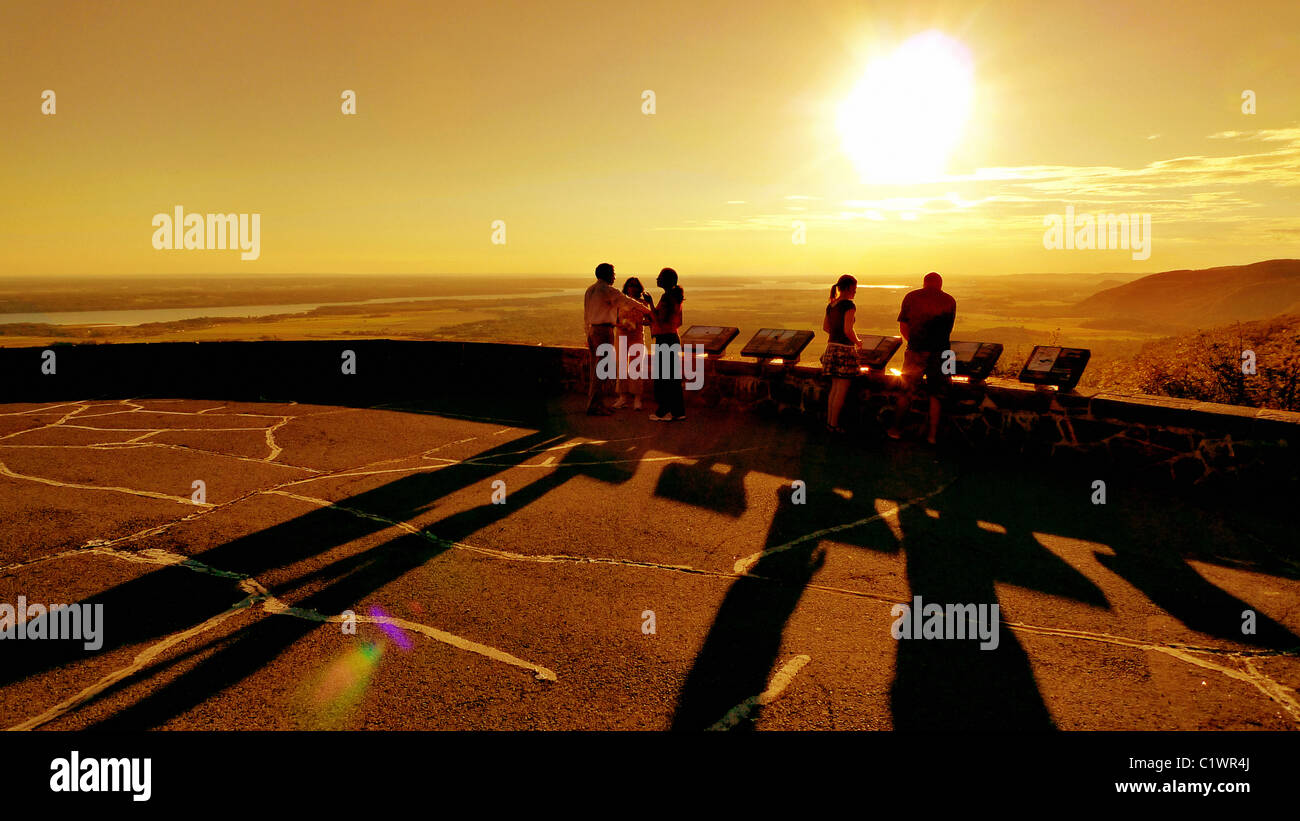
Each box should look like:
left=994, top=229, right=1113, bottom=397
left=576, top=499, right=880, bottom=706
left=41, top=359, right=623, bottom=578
left=585, top=263, right=651, bottom=415
left=649, top=267, right=686, bottom=422
left=612, top=277, right=653, bottom=411
left=888, top=272, right=956, bottom=445
left=819, top=274, right=862, bottom=433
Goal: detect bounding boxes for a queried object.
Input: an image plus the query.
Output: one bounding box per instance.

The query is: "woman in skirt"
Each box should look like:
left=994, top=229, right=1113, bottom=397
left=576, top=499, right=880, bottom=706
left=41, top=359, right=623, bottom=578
left=820, top=274, right=862, bottom=433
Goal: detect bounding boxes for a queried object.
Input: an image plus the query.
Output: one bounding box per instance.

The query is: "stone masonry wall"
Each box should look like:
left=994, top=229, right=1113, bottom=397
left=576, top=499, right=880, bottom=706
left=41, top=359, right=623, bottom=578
left=559, top=347, right=1298, bottom=488
left=2, top=339, right=1294, bottom=488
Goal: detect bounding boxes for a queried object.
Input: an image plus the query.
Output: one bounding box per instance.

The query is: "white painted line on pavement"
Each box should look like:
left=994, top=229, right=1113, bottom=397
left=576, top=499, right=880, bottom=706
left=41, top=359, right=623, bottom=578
left=707, top=654, right=811, bottom=731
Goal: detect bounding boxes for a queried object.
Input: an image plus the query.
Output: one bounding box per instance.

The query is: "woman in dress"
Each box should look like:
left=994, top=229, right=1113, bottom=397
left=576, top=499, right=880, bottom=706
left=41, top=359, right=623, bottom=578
left=612, top=277, right=652, bottom=409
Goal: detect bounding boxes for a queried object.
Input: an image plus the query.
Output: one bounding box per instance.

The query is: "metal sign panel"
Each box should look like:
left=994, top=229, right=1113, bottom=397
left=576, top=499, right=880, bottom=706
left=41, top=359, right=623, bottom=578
left=740, top=328, right=815, bottom=360
left=855, top=335, right=904, bottom=370
left=949, top=341, right=1004, bottom=381
left=1019, top=345, right=1091, bottom=390
left=679, top=325, right=740, bottom=356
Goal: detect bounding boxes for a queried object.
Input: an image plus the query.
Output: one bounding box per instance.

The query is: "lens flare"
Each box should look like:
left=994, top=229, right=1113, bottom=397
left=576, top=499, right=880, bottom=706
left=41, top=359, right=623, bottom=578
left=299, top=641, right=383, bottom=729
left=368, top=605, right=413, bottom=650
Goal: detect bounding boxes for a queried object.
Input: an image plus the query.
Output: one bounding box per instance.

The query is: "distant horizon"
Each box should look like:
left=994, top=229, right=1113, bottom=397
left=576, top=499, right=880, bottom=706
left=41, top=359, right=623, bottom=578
left=5, top=257, right=1294, bottom=281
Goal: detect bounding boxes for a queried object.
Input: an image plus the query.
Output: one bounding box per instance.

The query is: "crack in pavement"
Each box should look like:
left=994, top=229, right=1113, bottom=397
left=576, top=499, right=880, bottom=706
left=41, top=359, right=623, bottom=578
left=0, top=458, right=216, bottom=507
left=4, top=400, right=1296, bottom=728
left=4, top=543, right=557, bottom=731
left=0, top=399, right=330, bottom=465
left=732, top=481, right=956, bottom=574
left=262, top=485, right=1300, bottom=725
left=5, top=423, right=495, bottom=556
left=1003, top=620, right=1300, bottom=723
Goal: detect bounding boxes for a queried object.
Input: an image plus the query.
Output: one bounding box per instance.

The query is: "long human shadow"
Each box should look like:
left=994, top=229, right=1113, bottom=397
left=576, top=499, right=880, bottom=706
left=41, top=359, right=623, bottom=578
left=85, top=430, right=658, bottom=729
left=889, top=466, right=1300, bottom=730
left=887, top=479, right=1100, bottom=731
left=672, top=438, right=1116, bottom=731
left=0, top=412, right=580, bottom=695
left=1090, top=485, right=1299, bottom=651
left=920, top=465, right=1300, bottom=653
left=670, top=433, right=931, bottom=730
left=667, top=486, right=831, bottom=731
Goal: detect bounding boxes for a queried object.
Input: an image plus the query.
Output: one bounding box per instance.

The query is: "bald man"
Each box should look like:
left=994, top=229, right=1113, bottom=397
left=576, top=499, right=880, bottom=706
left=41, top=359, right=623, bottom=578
left=887, top=272, right=957, bottom=445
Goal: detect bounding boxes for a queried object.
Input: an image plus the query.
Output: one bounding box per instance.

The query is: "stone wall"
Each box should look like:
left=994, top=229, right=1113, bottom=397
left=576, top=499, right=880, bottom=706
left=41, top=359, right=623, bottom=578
left=2, top=339, right=1294, bottom=487
left=560, top=348, right=1298, bottom=488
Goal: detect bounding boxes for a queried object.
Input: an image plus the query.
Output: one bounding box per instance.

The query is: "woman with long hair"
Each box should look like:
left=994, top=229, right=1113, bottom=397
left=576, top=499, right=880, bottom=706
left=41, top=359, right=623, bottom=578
left=819, top=274, right=861, bottom=433
left=649, top=267, right=686, bottom=422
left=612, top=277, right=653, bottom=409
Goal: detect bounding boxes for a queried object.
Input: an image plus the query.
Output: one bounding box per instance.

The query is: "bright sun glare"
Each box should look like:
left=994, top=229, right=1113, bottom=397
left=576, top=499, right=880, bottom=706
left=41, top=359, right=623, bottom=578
left=837, top=30, right=974, bottom=184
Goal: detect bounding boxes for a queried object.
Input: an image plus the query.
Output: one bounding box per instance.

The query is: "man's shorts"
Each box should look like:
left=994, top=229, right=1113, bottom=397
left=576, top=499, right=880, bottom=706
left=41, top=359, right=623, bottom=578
left=900, top=348, right=952, bottom=398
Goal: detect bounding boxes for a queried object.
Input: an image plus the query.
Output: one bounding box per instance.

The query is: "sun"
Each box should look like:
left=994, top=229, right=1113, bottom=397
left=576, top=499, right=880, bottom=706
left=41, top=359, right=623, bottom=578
left=837, top=31, right=974, bottom=184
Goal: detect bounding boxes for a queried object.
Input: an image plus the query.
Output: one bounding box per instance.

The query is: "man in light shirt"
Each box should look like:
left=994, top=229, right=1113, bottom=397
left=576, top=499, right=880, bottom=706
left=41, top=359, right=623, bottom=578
left=584, top=262, right=651, bottom=415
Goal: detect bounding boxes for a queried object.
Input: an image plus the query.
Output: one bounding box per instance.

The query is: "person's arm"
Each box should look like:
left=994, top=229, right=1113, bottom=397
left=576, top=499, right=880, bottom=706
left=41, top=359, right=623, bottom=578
left=617, top=290, right=652, bottom=315
left=898, top=321, right=910, bottom=341
left=844, top=307, right=860, bottom=347
left=823, top=309, right=833, bottom=335
left=583, top=288, right=596, bottom=334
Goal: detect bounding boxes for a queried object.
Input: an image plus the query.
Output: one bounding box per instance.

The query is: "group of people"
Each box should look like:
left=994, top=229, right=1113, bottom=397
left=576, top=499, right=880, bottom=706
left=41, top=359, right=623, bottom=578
left=821, top=271, right=957, bottom=444
left=583, top=262, right=687, bottom=421
left=582, top=262, right=958, bottom=443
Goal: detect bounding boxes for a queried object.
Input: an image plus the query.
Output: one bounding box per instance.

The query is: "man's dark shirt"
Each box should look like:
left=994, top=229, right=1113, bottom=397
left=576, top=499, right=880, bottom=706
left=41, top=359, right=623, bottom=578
left=897, top=288, right=956, bottom=352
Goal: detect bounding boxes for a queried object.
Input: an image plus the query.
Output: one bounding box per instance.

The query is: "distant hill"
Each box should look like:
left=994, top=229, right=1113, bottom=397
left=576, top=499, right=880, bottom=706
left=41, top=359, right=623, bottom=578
left=1072, top=259, right=1300, bottom=328
left=1089, top=313, right=1300, bottom=411
left=963, top=325, right=1038, bottom=343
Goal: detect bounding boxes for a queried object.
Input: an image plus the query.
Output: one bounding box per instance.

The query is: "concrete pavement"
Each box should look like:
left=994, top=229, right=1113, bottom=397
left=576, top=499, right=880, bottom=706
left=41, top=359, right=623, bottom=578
left=0, top=395, right=1296, bottom=730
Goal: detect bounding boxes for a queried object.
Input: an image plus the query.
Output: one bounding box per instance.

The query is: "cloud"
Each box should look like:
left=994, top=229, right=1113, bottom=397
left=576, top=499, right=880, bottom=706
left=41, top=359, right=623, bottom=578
left=657, top=125, right=1300, bottom=245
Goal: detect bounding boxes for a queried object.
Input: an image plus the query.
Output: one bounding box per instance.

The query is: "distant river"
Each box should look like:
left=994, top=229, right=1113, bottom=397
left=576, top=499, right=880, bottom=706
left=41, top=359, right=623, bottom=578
left=0, top=291, right=584, bottom=327
left=0, top=282, right=905, bottom=327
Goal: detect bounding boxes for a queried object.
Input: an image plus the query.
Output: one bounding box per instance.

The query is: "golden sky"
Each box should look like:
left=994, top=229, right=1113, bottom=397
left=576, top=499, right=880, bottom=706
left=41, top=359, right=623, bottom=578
left=2, top=0, right=1297, bottom=277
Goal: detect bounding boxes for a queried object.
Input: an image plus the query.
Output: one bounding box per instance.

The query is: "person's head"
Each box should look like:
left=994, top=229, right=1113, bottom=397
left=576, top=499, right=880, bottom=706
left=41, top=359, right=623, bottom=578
left=595, top=262, right=615, bottom=284
left=830, top=274, right=857, bottom=303
left=923, top=271, right=943, bottom=290
left=657, top=267, right=683, bottom=302
left=622, top=277, right=644, bottom=299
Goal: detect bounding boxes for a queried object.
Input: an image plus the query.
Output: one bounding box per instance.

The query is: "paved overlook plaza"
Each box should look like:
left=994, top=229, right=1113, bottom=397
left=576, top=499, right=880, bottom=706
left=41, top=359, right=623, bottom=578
left=0, top=341, right=1297, bottom=731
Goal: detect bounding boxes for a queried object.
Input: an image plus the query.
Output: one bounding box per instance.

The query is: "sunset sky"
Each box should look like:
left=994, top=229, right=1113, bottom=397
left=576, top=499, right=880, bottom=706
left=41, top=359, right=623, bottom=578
left=2, top=0, right=1297, bottom=278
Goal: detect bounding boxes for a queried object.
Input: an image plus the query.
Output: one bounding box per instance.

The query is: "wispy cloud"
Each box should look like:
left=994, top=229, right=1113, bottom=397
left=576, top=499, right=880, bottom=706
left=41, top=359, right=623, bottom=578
left=657, top=127, right=1300, bottom=242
